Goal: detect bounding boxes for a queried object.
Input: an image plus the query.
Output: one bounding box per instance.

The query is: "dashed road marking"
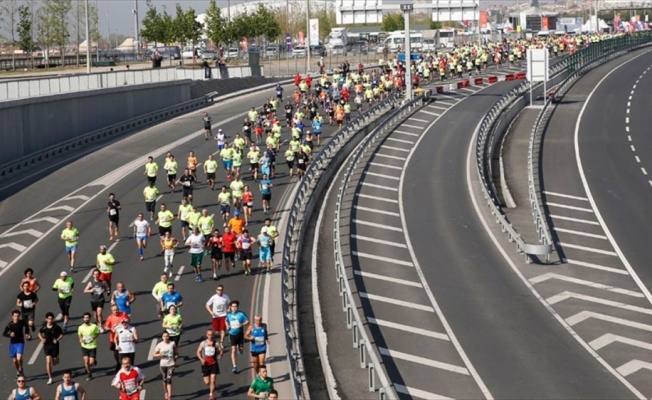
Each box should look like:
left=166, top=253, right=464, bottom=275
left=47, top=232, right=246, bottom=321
left=382, top=145, right=410, bottom=153
left=357, top=193, right=398, bottom=203
left=557, top=241, right=618, bottom=256
left=395, top=384, right=453, bottom=400
left=355, top=271, right=421, bottom=288
left=379, top=347, right=468, bottom=374
left=364, top=171, right=400, bottom=180
left=352, top=219, right=402, bottom=232
left=549, top=214, right=600, bottom=225
left=361, top=292, right=434, bottom=312
left=369, top=162, right=402, bottom=170
left=567, top=311, right=652, bottom=330
left=352, top=234, right=406, bottom=248
left=401, top=124, right=424, bottom=130
left=354, top=205, right=399, bottom=216
left=565, top=259, right=629, bottom=275
left=359, top=182, right=398, bottom=192
left=3, top=229, right=42, bottom=238
left=591, top=334, right=652, bottom=351
left=420, top=109, right=440, bottom=116
left=546, top=202, right=594, bottom=212
left=352, top=251, right=412, bottom=267
left=543, top=191, right=588, bottom=201
left=530, top=273, right=643, bottom=297
left=368, top=317, right=449, bottom=340
left=553, top=227, right=607, bottom=240
left=393, top=130, right=419, bottom=137
left=175, top=265, right=185, bottom=281
left=386, top=137, right=414, bottom=144
left=547, top=292, right=652, bottom=315
left=375, top=153, right=407, bottom=161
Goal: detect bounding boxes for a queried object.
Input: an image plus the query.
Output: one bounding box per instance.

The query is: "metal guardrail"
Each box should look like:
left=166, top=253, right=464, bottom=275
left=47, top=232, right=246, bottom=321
left=331, top=94, right=426, bottom=399
left=526, top=32, right=652, bottom=262
left=280, top=92, right=403, bottom=399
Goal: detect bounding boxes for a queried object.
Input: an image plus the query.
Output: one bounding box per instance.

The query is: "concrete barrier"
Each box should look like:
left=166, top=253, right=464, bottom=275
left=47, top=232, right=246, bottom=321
left=488, top=76, right=498, bottom=83
left=435, top=86, right=444, bottom=93
left=515, top=72, right=527, bottom=80
left=474, top=77, right=484, bottom=85
left=505, top=74, right=515, bottom=81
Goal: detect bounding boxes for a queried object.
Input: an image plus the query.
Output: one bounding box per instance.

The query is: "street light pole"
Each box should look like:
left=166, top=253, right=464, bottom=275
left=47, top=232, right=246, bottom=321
left=306, top=0, right=311, bottom=74
left=85, top=0, right=91, bottom=74
left=400, top=3, right=413, bottom=101
left=133, top=0, right=140, bottom=57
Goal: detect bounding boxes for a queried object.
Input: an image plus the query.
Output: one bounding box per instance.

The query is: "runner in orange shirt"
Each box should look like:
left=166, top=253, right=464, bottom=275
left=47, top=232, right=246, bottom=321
left=241, top=186, right=254, bottom=224
left=104, top=305, right=127, bottom=372
left=335, top=106, right=345, bottom=129
left=187, top=151, right=198, bottom=180
left=227, top=211, right=246, bottom=236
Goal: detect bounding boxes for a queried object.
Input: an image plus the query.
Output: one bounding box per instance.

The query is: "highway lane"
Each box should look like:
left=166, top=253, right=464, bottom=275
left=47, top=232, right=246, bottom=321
left=0, top=79, right=346, bottom=399
left=401, top=81, right=632, bottom=398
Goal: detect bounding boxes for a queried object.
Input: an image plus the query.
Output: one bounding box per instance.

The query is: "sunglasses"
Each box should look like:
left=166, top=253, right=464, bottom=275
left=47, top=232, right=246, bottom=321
left=17, top=380, right=25, bottom=383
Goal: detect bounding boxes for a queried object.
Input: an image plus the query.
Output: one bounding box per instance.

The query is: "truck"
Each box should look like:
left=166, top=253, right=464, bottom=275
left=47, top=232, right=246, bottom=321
left=328, top=27, right=349, bottom=49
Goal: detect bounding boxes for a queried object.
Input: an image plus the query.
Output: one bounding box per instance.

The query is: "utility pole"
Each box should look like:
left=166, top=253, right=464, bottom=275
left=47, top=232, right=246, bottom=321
left=400, top=3, right=413, bottom=100
left=306, top=0, right=311, bottom=74
left=133, top=0, right=140, bottom=56
left=85, top=0, right=91, bottom=73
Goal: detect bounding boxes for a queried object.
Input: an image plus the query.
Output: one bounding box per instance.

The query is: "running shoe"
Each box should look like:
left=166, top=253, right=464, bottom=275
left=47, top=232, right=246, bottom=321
left=47, top=378, right=53, bottom=385
left=231, top=366, right=237, bottom=373
left=63, top=324, right=68, bottom=332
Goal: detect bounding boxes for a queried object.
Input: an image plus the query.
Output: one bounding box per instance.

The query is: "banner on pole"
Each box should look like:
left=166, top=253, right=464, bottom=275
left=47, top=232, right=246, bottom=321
left=309, top=19, right=319, bottom=46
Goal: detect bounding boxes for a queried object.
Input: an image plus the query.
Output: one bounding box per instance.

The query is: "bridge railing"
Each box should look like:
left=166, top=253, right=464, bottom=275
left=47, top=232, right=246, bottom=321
left=280, top=92, right=404, bottom=399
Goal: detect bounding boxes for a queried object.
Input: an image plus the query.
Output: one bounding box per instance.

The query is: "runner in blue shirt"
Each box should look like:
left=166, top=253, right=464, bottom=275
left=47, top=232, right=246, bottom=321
left=311, top=118, right=323, bottom=146
left=259, top=175, right=273, bottom=215
left=225, top=300, right=249, bottom=373
left=160, top=283, right=184, bottom=315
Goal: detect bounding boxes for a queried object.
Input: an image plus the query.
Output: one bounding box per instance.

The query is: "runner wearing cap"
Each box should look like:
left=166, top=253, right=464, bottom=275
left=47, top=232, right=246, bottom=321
left=215, top=129, right=226, bottom=151
left=52, top=271, right=74, bottom=331
left=115, top=317, right=139, bottom=366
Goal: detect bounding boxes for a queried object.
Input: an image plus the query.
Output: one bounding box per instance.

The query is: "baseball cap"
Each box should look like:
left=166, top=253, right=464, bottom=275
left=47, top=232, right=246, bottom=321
left=60, top=271, right=67, bottom=277
left=234, top=210, right=240, bottom=216
left=121, top=318, right=130, bottom=323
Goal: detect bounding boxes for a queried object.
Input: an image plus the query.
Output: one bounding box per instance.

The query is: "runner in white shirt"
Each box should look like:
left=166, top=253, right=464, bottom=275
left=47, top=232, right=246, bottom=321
left=133, top=213, right=151, bottom=261
left=115, top=318, right=139, bottom=366
left=215, top=129, right=226, bottom=151
left=185, top=227, right=206, bottom=282
left=205, top=285, right=232, bottom=347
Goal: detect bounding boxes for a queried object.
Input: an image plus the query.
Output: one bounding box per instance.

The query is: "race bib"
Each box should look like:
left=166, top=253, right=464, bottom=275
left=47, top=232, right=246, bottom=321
left=160, top=216, right=167, bottom=223
left=93, top=287, right=103, bottom=295
left=215, top=303, right=225, bottom=313
left=83, top=335, right=93, bottom=344
left=255, top=336, right=266, bottom=346
left=69, top=235, right=78, bottom=242
left=125, top=381, right=138, bottom=395
left=23, top=300, right=33, bottom=309
left=204, top=346, right=216, bottom=357
left=230, top=321, right=241, bottom=329
left=109, top=209, right=117, bottom=216
left=165, top=301, right=175, bottom=309
left=184, top=181, right=191, bottom=187
left=164, top=349, right=174, bottom=360
left=64, top=395, right=76, bottom=400
left=60, top=285, right=70, bottom=294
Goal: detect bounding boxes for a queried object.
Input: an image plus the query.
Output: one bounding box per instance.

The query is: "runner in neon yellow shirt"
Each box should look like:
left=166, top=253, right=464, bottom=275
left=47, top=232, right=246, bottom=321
left=60, top=220, right=80, bottom=271
left=203, top=154, right=219, bottom=191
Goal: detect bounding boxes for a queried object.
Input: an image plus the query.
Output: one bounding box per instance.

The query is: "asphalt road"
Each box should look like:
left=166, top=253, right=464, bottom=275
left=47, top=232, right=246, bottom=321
left=0, top=79, right=349, bottom=399
left=400, top=81, right=633, bottom=399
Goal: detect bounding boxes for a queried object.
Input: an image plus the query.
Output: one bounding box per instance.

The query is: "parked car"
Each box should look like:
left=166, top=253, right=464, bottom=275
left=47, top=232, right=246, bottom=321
left=292, top=46, right=307, bottom=57
left=182, top=46, right=200, bottom=59
left=310, top=44, right=327, bottom=57
left=350, top=41, right=368, bottom=55
left=265, top=46, right=279, bottom=58
left=331, top=45, right=347, bottom=56
left=201, top=50, right=217, bottom=60
left=225, top=47, right=239, bottom=59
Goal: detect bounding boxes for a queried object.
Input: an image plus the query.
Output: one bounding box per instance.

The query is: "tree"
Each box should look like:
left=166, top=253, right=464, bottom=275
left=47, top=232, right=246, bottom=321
left=314, top=3, right=336, bottom=42
left=429, top=21, right=442, bottom=30
left=204, top=0, right=227, bottom=48
left=35, top=7, right=54, bottom=67
left=41, top=0, right=72, bottom=66
left=17, top=4, right=34, bottom=66
left=252, top=4, right=281, bottom=42
left=2, top=0, right=20, bottom=70
left=172, top=4, right=202, bottom=48
left=381, top=13, right=404, bottom=32
left=140, top=0, right=163, bottom=46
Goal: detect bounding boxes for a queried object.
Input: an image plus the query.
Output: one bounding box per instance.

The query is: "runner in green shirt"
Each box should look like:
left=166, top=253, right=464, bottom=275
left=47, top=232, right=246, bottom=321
left=78, top=312, right=100, bottom=380
left=247, top=365, right=274, bottom=398
left=156, top=204, right=175, bottom=237
left=52, top=271, right=74, bottom=331
left=60, top=220, right=80, bottom=271
left=203, top=154, right=219, bottom=191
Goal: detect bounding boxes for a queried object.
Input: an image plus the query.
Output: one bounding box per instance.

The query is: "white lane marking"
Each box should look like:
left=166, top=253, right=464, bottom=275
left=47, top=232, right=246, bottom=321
left=626, top=126, right=630, bottom=132
left=546, top=202, right=594, bottom=212
left=395, top=384, right=453, bottom=400
left=553, top=227, right=607, bottom=240
left=627, top=102, right=631, bottom=107
left=0, top=260, right=7, bottom=268
left=22, top=217, right=60, bottom=225
left=364, top=171, right=400, bottom=180
left=357, top=194, right=398, bottom=204
left=635, top=156, right=641, bottom=163
left=359, top=182, right=398, bottom=192
left=351, top=234, right=406, bottom=248
left=565, top=259, right=629, bottom=275
left=633, top=84, right=637, bottom=89
left=356, top=271, right=421, bottom=287
left=642, top=168, right=648, bottom=176
left=386, top=137, right=414, bottom=144
left=543, top=191, right=588, bottom=201
left=629, top=95, right=633, bottom=100
left=547, top=292, right=652, bottom=315
left=381, top=145, right=410, bottom=153
left=368, top=317, right=448, bottom=340
left=0, top=243, right=27, bottom=251
left=617, top=360, right=652, bottom=377
left=529, top=273, right=643, bottom=297
left=3, top=229, right=43, bottom=238
left=379, top=347, right=468, bottom=374
left=410, top=117, right=429, bottom=123
left=148, top=339, right=158, bottom=360
left=557, top=241, right=618, bottom=256
left=591, top=334, right=652, bottom=351
left=631, top=90, right=635, bottom=95
left=374, top=153, right=406, bottom=161
left=420, top=109, right=440, bottom=116
left=354, top=205, right=400, bottom=216
left=175, top=265, right=185, bottom=281
left=64, top=195, right=91, bottom=201
left=352, top=251, right=412, bottom=267
left=435, top=94, right=459, bottom=101
left=393, top=130, right=419, bottom=137
left=626, top=117, right=630, bottom=124
left=361, top=292, right=433, bottom=312
left=549, top=214, right=599, bottom=225
left=429, top=105, right=450, bottom=111
left=45, top=205, right=75, bottom=213
left=401, top=124, right=424, bottom=129
left=141, top=389, right=147, bottom=400
left=628, top=135, right=633, bottom=141
left=369, top=162, right=402, bottom=170
left=631, top=145, right=636, bottom=152
left=353, top=219, right=403, bottom=232
left=567, top=311, right=652, bottom=332
left=28, top=342, right=44, bottom=365
left=627, top=108, right=630, bottom=114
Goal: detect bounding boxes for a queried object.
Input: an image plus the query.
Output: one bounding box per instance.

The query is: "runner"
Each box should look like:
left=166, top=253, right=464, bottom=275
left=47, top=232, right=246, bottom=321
left=8, top=375, right=40, bottom=400
left=156, top=204, right=175, bottom=237
left=176, top=198, right=193, bottom=241
left=164, top=154, right=178, bottom=193
left=52, top=271, right=74, bottom=331
left=111, top=356, right=145, bottom=400
left=143, top=182, right=160, bottom=220
left=230, top=173, right=245, bottom=210
left=54, top=370, right=86, bottom=400
left=196, top=329, right=224, bottom=400
left=60, top=220, right=79, bottom=272
left=16, top=281, right=37, bottom=339
left=162, top=305, right=183, bottom=348
left=152, top=331, right=178, bottom=400
left=244, top=315, right=269, bottom=373
left=107, top=193, right=122, bottom=241
left=242, top=186, right=254, bottom=224
left=186, top=226, right=206, bottom=282
left=237, top=230, right=256, bottom=276
left=215, top=129, right=226, bottom=151
left=233, top=143, right=244, bottom=178
left=115, top=317, right=139, bottom=366
left=78, top=312, right=100, bottom=380
left=217, top=186, right=232, bottom=225
left=295, top=146, right=309, bottom=178
left=19, top=268, right=41, bottom=293
left=208, top=229, right=223, bottom=280
left=111, top=282, right=136, bottom=319
left=3, top=310, right=25, bottom=376
left=197, top=209, right=215, bottom=255
left=151, top=273, right=170, bottom=319
left=38, top=312, right=63, bottom=385
left=203, top=112, right=212, bottom=140
left=259, top=174, right=273, bottom=214
left=220, top=141, right=235, bottom=181
left=247, top=143, right=261, bottom=181
left=187, top=151, right=198, bottom=179
left=177, top=168, right=196, bottom=199
left=83, top=269, right=108, bottom=332
left=284, top=146, right=296, bottom=178
left=205, top=285, right=231, bottom=346
left=104, top=305, right=127, bottom=372
left=225, top=300, right=249, bottom=373
left=204, top=154, right=219, bottom=190
left=160, top=231, right=179, bottom=277
left=132, top=213, right=151, bottom=261
left=257, top=230, right=273, bottom=274
left=96, top=245, right=115, bottom=291
left=243, top=118, right=253, bottom=145
left=221, top=227, right=237, bottom=276
left=160, top=283, right=184, bottom=316
left=144, top=156, right=159, bottom=185
left=247, top=364, right=274, bottom=398
left=228, top=209, right=246, bottom=236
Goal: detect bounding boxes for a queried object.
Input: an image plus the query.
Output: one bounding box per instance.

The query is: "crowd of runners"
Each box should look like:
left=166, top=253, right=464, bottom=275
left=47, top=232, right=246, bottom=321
left=3, top=32, right=621, bottom=400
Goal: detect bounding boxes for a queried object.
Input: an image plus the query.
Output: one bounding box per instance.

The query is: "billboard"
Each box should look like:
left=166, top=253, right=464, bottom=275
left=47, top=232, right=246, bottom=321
left=480, top=11, right=488, bottom=29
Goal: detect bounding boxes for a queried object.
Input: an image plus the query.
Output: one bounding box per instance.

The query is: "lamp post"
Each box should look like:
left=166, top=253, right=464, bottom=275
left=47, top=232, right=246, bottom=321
left=84, top=0, right=91, bottom=74
left=133, top=0, right=140, bottom=58
left=400, top=3, right=413, bottom=100
left=306, top=0, right=311, bottom=74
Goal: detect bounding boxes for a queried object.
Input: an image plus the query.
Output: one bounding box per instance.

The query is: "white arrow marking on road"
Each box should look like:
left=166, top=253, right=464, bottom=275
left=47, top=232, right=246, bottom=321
left=590, top=333, right=652, bottom=351
left=175, top=266, right=185, bottom=282
left=64, top=195, right=91, bottom=201
left=546, top=292, right=652, bottom=315
left=567, top=311, right=652, bottom=332
left=3, top=229, right=43, bottom=238
left=0, top=243, right=27, bottom=252
left=148, top=339, right=158, bottom=360
left=379, top=347, right=469, bottom=375
left=22, top=217, right=60, bottom=225
left=0, top=260, right=7, bottom=268
left=529, top=273, right=644, bottom=298
left=617, top=360, right=652, bottom=377
left=45, top=205, right=75, bottom=213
